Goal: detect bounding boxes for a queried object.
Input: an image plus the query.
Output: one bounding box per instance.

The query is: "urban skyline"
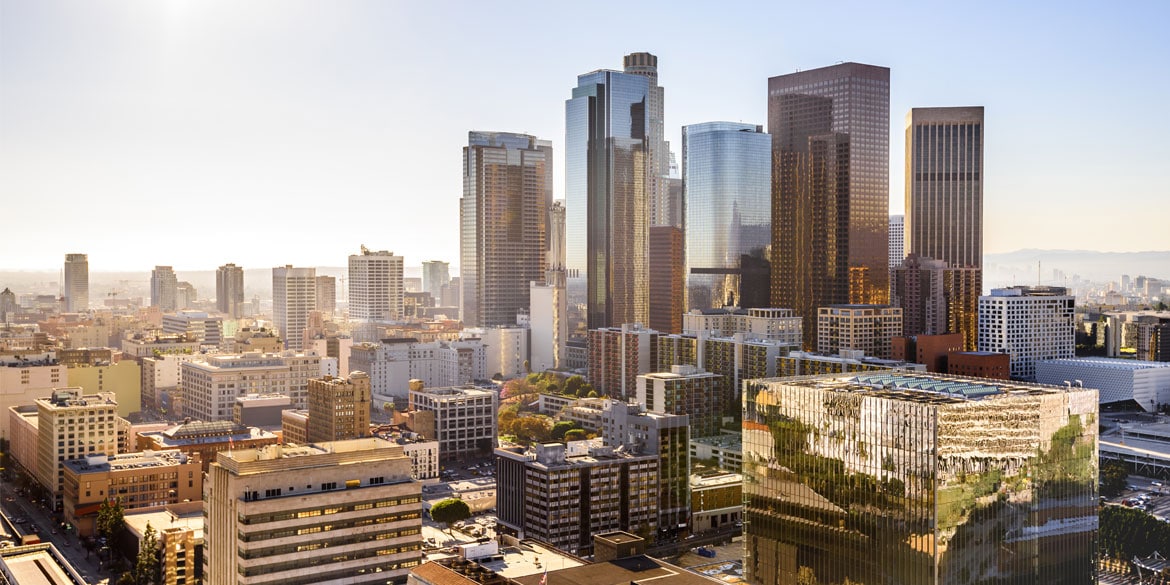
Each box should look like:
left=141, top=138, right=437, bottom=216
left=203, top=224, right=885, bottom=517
left=3, top=2, right=1167, bottom=271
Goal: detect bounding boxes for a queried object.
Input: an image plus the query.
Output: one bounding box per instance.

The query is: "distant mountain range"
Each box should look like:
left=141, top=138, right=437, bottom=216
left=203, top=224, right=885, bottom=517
left=2, top=251, right=1165, bottom=299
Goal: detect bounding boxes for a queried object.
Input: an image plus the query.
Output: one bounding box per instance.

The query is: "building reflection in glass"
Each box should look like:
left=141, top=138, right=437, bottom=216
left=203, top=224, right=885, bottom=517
left=743, top=372, right=1098, bottom=584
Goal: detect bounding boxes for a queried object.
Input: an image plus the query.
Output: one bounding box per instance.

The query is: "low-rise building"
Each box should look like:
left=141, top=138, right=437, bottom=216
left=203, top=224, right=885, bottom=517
left=62, top=450, right=202, bottom=537
left=691, top=471, right=742, bottom=534
left=1037, top=357, right=1170, bottom=412
left=690, top=432, right=742, bottom=472
left=137, top=420, right=279, bottom=473
left=232, top=394, right=292, bottom=428
left=123, top=502, right=204, bottom=585
left=408, top=382, right=497, bottom=461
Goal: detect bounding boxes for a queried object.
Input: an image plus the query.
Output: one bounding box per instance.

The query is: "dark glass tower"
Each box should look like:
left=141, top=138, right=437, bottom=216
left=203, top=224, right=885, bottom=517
left=768, top=63, right=890, bottom=349
left=682, top=122, right=772, bottom=310
left=566, top=69, right=650, bottom=330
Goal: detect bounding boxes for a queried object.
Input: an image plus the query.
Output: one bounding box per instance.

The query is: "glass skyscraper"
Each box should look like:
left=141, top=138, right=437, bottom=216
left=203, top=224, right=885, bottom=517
left=566, top=69, right=650, bottom=330
left=682, top=122, right=772, bottom=310
left=743, top=372, right=1098, bottom=585
left=460, top=131, right=550, bottom=328
left=768, top=63, right=890, bottom=349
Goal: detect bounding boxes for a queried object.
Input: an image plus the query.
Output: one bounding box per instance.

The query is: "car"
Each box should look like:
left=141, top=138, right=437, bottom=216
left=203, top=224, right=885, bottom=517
left=1156, top=482, right=1165, bottom=487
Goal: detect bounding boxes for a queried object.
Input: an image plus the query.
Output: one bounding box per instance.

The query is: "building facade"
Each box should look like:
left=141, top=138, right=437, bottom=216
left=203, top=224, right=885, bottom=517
left=315, top=275, right=336, bottom=317
left=306, top=372, right=371, bottom=443
left=63, top=253, right=89, bottom=313
left=350, top=339, right=486, bottom=403
left=816, top=305, right=903, bottom=360
left=421, top=261, right=450, bottom=303
left=648, top=225, right=685, bottom=334
left=460, top=132, right=549, bottom=328
left=216, top=263, right=245, bottom=318
left=890, top=254, right=981, bottom=350
left=1037, top=357, right=1170, bottom=412
left=566, top=68, right=650, bottom=330
left=33, top=389, right=120, bottom=509
left=349, top=248, right=404, bottom=332
left=62, top=450, right=202, bottom=536
left=888, top=215, right=904, bottom=269
left=742, top=372, right=1098, bottom=585
left=769, top=63, right=891, bottom=349
left=181, top=351, right=321, bottom=420
left=408, top=384, right=497, bottom=461
left=636, top=366, right=724, bottom=439
left=978, top=286, right=1075, bottom=380
left=203, top=439, right=423, bottom=585
left=272, top=265, right=317, bottom=351
left=588, top=324, right=659, bottom=400
left=152, top=266, right=179, bottom=311
left=682, top=122, right=772, bottom=310
left=600, top=400, right=690, bottom=534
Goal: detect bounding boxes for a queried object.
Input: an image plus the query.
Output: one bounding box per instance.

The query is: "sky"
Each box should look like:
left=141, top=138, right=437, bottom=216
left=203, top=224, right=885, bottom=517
left=2, top=0, right=1168, bottom=272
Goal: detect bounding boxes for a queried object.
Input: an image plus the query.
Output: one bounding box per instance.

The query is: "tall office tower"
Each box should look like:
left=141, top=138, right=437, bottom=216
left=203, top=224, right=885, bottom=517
left=743, top=372, right=1098, bottom=585
left=648, top=225, right=684, bottom=333
left=151, top=266, right=178, bottom=311
left=566, top=67, right=650, bottom=330
left=421, top=261, right=450, bottom=302
left=460, top=132, right=549, bottom=328
left=768, top=63, right=891, bottom=349
left=888, top=214, right=904, bottom=269
left=531, top=200, right=569, bottom=371
left=978, top=286, right=1075, bottom=380
left=273, top=265, right=317, bottom=351
left=202, top=438, right=423, bottom=585
left=176, top=282, right=197, bottom=309
left=682, top=122, right=772, bottom=310
left=905, top=107, right=984, bottom=269
left=349, top=247, right=403, bottom=325
left=306, top=372, right=371, bottom=443
left=63, top=253, right=88, bottom=312
left=315, top=275, right=336, bottom=316
left=816, top=304, right=903, bottom=360
left=0, top=287, right=16, bottom=323
left=891, top=254, right=981, bottom=350
left=215, top=263, right=245, bottom=318
left=623, top=52, right=670, bottom=227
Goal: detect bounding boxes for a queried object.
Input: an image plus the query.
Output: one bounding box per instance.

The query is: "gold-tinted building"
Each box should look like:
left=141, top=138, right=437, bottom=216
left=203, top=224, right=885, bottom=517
left=306, top=372, right=371, bottom=443
left=769, top=63, right=891, bottom=349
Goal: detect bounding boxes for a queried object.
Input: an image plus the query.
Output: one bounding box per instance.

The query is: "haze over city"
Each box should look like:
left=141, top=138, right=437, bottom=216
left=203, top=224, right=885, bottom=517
left=2, top=0, right=1168, bottom=271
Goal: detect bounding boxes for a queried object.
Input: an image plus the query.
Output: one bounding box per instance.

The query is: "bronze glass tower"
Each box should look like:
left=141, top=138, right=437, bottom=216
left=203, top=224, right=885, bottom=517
left=768, top=63, right=890, bottom=349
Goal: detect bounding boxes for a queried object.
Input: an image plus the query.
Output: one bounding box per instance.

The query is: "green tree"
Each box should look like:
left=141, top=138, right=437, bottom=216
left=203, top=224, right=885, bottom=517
left=134, top=521, right=160, bottom=585
left=96, top=499, right=125, bottom=543
left=1100, top=461, right=1129, bottom=498
left=564, top=429, right=587, bottom=442
left=550, top=421, right=578, bottom=441
left=117, top=572, right=136, bottom=585
left=430, top=498, right=471, bottom=537
left=565, top=375, right=585, bottom=397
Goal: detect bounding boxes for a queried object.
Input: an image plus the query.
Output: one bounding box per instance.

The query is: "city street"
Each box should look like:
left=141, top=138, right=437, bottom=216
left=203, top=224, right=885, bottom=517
left=1, top=479, right=110, bottom=584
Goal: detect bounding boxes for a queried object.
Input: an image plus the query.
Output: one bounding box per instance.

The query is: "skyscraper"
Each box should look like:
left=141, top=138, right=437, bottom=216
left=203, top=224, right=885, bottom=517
left=215, top=263, right=244, bottom=318
left=888, top=214, right=904, bottom=269
left=768, top=63, right=890, bottom=349
left=682, top=122, right=772, bottom=310
left=348, top=247, right=404, bottom=324
left=905, top=107, right=985, bottom=270
left=743, top=372, right=1098, bottom=584
left=622, top=52, right=671, bottom=228
left=460, top=131, right=549, bottom=328
left=315, top=275, right=336, bottom=316
left=978, top=286, right=1075, bottom=380
left=566, top=67, right=650, bottom=330
left=530, top=201, right=568, bottom=371
left=648, top=225, right=684, bottom=333
left=151, top=266, right=178, bottom=311
left=421, top=261, right=449, bottom=303
left=272, top=265, right=317, bottom=351
left=63, top=253, right=88, bottom=313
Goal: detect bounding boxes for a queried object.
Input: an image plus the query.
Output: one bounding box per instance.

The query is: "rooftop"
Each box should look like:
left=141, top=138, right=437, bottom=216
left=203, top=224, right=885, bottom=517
left=0, top=543, right=86, bottom=585
left=1039, top=357, right=1170, bottom=371
left=63, top=450, right=193, bottom=474
left=760, top=372, right=1084, bottom=404
left=123, top=502, right=204, bottom=543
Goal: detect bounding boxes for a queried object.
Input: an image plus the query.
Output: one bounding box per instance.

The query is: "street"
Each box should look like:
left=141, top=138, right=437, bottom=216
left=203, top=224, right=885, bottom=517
left=1, top=479, right=110, bottom=584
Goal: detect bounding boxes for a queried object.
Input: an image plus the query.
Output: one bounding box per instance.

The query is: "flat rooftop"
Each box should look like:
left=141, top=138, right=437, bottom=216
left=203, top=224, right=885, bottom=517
left=1040, top=357, right=1170, bottom=371
left=0, top=544, right=86, bottom=585
left=64, top=450, right=192, bottom=474
left=124, top=503, right=204, bottom=543
left=760, top=372, right=1081, bottom=404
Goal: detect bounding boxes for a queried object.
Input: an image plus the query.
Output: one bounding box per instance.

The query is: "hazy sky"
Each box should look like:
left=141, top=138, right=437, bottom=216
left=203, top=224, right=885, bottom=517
left=2, top=0, right=1167, bottom=272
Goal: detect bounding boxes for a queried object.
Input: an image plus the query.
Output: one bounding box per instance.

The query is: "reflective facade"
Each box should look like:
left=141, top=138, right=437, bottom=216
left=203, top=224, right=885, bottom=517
left=566, top=70, right=650, bottom=330
left=683, top=122, right=772, bottom=310
left=623, top=52, right=672, bottom=228
left=768, top=63, right=890, bottom=349
left=905, top=107, right=984, bottom=269
left=743, top=372, right=1098, bottom=585
left=460, top=131, right=549, bottom=328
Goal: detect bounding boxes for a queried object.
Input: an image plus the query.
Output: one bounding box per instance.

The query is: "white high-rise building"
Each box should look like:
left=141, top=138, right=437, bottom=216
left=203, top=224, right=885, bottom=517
left=151, top=266, right=178, bottom=311
left=888, top=214, right=904, bottom=269
left=63, top=253, right=88, bottom=312
left=272, top=265, right=316, bottom=351
left=530, top=200, right=568, bottom=372
left=350, top=339, right=487, bottom=404
left=349, top=248, right=404, bottom=336
left=978, top=286, right=1075, bottom=380
left=181, top=351, right=322, bottom=420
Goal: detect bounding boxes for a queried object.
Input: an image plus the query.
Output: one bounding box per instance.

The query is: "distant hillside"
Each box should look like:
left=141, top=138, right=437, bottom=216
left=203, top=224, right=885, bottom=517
left=984, top=250, right=1169, bottom=289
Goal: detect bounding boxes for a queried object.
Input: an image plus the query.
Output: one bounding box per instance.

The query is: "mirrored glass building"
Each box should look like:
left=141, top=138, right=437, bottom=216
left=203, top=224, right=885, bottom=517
left=743, top=372, right=1098, bottom=584
left=682, top=122, right=772, bottom=310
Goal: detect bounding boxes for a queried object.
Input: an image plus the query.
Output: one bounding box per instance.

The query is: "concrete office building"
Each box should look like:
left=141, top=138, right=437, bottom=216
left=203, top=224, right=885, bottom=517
left=682, top=122, right=772, bottom=311
left=62, top=450, right=202, bottom=536
left=495, top=442, right=658, bottom=555
left=272, top=265, right=317, bottom=351
left=141, top=353, right=198, bottom=414
left=181, top=351, right=321, bottom=420
left=315, top=275, right=337, bottom=317
left=600, top=400, right=690, bottom=534
left=817, top=304, right=903, bottom=360
left=349, top=248, right=405, bottom=328
left=162, top=310, right=224, bottom=346
left=63, top=253, right=88, bottom=313
left=636, top=365, right=724, bottom=439
left=33, top=389, right=120, bottom=509
left=769, top=63, right=891, bottom=349
left=216, top=263, right=245, bottom=318
left=978, top=286, right=1075, bottom=380
left=203, top=439, right=423, bottom=585
left=460, top=132, right=549, bottom=328
left=351, top=338, right=486, bottom=404
left=1037, top=357, right=1170, bottom=412
left=408, top=383, right=497, bottom=461
left=306, top=372, right=371, bottom=443
left=891, top=254, right=981, bottom=350
left=682, top=307, right=802, bottom=345
left=743, top=372, right=1098, bottom=585
left=152, top=266, right=179, bottom=312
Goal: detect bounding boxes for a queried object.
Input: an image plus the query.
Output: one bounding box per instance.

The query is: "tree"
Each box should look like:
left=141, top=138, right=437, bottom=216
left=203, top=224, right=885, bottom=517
left=565, top=375, right=585, bottom=397
left=134, top=522, right=161, bottom=585
left=512, top=416, right=552, bottom=444
left=117, top=573, right=136, bottom=585
left=564, top=429, right=587, bottom=442
left=96, top=499, right=124, bottom=542
left=430, top=498, right=471, bottom=537
left=1101, top=461, right=1129, bottom=498
left=551, top=421, right=578, bottom=441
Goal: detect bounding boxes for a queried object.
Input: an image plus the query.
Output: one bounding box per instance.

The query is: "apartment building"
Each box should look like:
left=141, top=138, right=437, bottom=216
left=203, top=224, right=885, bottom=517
left=62, top=450, right=202, bottom=536
left=181, top=351, right=321, bottom=421
left=407, top=383, right=497, bottom=461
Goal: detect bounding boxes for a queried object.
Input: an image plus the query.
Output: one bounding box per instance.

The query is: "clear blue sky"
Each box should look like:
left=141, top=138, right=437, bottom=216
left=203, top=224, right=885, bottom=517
left=2, top=0, right=1167, bottom=271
